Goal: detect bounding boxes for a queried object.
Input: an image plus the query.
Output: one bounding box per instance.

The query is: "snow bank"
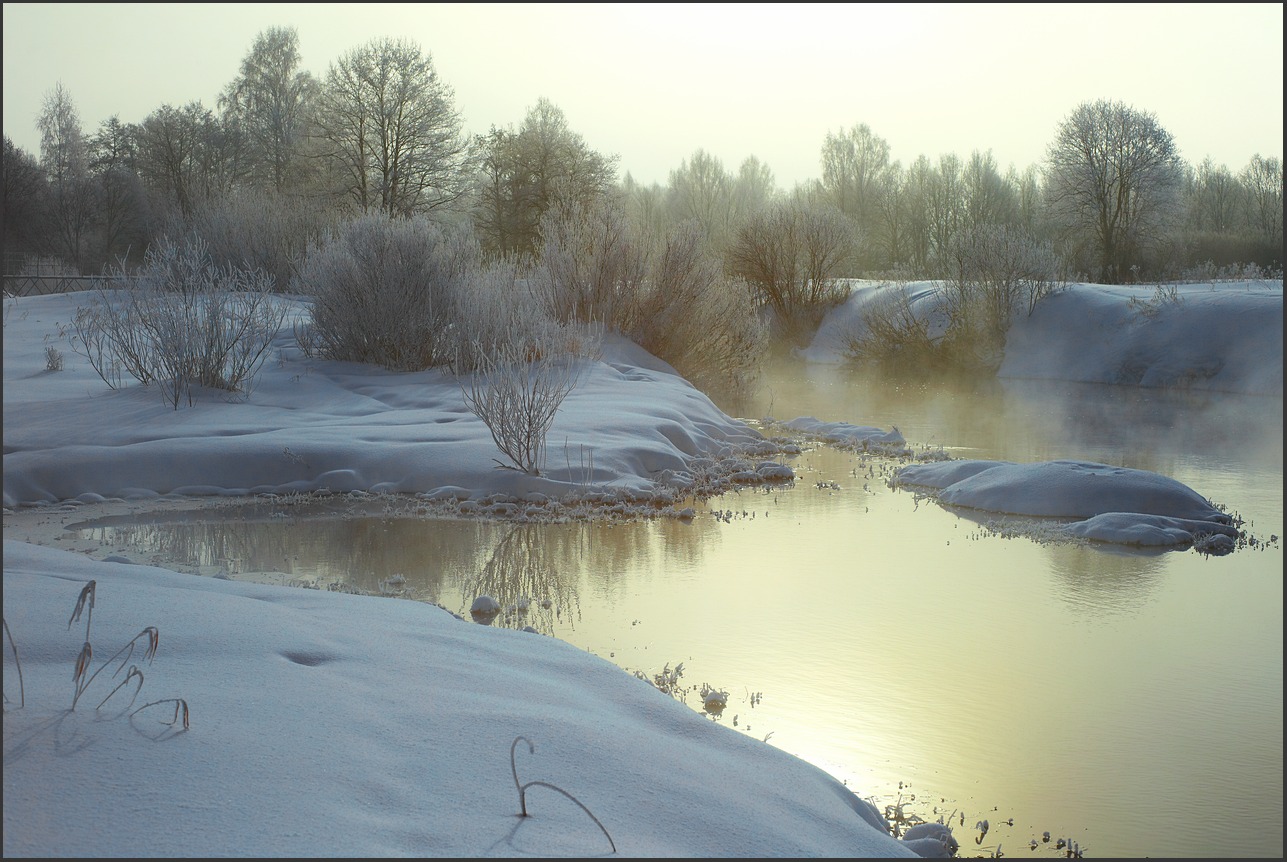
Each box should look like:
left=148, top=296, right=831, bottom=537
left=1, top=539, right=921, bottom=857
left=802, top=279, right=1284, bottom=396
left=1, top=294, right=787, bottom=510
left=782, top=415, right=908, bottom=453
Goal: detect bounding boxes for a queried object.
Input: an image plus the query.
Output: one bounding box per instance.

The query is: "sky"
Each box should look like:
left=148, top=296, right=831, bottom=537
left=3, top=3, right=1283, bottom=190
left=4, top=276, right=1279, bottom=856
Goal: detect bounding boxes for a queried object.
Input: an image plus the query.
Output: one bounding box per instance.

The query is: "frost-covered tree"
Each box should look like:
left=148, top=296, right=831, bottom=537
left=820, top=123, right=894, bottom=270
left=1239, top=154, right=1283, bottom=253
left=925, top=154, right=965, bottom=269
left=1186, top=157, right=1242, bottom=235
left=471, top=99, right=617, bottom=260
left=820, top=123, right=891, bottom=224
left=870, top=161, right=910, bottom=270
left=667, top=149, right=734, bottom=247
left=1044, top=99, right=1184, bottom=282
left=219, top=26, right=319, bottom=193
left=961, top=149, right=1019, bottom=231
left=729, top=156, right=777, bottom=232
left=902, top=155, right=936, bottom=273
left=88, top=116, right=151, bottom=266
left=313, top=37, right=470, bottom=217
left=620, top=172, right=670, bottom=242
left=37, top=82, right=94, bottom=269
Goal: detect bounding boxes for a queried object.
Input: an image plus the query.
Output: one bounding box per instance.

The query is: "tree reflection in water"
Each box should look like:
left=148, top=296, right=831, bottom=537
left=459, top=523, right=582, bottom=633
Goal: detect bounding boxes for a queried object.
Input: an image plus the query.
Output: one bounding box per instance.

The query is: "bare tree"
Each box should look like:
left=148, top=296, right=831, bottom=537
left=667, top=149, right=734, bottom=248
left=219, top=26, right=319, bottom=193
left=135, top=102, right=233, bottom=220
left=820, top=123, right=891, bottom=222
left=820, top=123, right=894, bottom=270
left=37, top=82, right=94, bottom=269
left=471, top=99, right=617, bottom=260
left=1239, top=154, right=1283, bottom=253
left=1044, top=99, right=1184, bottom=282
left=902, top=155, right=935, bottom=274
left=2, top=136, right=46, bottom=258
left=1186, top=157, right=1243, bottom=235
left=88, top=116, right=151, bottom=267
left=925, top=154, right=965, bottom=271
left=1013, top=164, right=1044, bottom=235
left=728, top=198, right=855, bottom=343
left=313, top=37, right=470, bottom=217
left=870, top=162, right=910, bottom=270
left=961, top=149, right=1019, bottom=231
left=729, top=156, right=777, bottom=234
left=620, top=172, right=670, bottom=242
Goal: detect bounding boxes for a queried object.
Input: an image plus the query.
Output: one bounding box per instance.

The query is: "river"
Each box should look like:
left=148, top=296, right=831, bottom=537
left=68, top=359, right=1283, bottom=858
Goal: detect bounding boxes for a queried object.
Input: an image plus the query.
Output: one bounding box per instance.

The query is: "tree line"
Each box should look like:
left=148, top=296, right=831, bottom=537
left=3, top=25, right=1282, bottom=288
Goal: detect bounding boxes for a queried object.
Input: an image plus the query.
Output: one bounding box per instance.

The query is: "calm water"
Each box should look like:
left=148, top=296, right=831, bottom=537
left=72, top=361, right=1283, bottom=858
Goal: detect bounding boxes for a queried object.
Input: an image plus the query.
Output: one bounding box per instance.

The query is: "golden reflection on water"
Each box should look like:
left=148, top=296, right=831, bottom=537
left=70, top=368, right=1282, bottom=859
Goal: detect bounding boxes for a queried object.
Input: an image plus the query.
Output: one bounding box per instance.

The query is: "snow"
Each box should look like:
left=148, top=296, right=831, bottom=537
left=2, top=541, right=916, bottom=858
left=781, top=416, right=908, bottom=454
left=803, top=279, right=1284, bottom=397
left=3, top=278, right=1282, bottom=856
left=892, top=459, right=1239, bottom=550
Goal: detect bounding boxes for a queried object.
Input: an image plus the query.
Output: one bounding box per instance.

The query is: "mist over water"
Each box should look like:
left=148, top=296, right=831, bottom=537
left=72, top=359, right=1283, bottom=858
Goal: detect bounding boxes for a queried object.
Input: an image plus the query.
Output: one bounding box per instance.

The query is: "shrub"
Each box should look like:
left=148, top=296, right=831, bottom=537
left=71, top=236, right=286, bottom=408
left=460, top=336, right=590, bottom=476
left=632, top=220, right=766, bottom=393
left=532, top=198, right=766, bottom=391
left=450, top=257, right=595, bottom=374
left=842, top=284, right=940, bottom=370
left=170, top=188, right=339, bottom=293
left=529, top=197, right=648, bottom=330
left=294, top=213, right=477, bottom=370
left=727, top=198, right=855, bottom=346
left=455, top=258, right=600, bottom=479
left=845, top=226, right=1063, bottom=374
left=937, top=223, right=1062, bottom=370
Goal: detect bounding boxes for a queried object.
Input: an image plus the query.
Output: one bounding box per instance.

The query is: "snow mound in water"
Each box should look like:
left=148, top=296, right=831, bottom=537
left=894, top=458, right=1236, bottom=550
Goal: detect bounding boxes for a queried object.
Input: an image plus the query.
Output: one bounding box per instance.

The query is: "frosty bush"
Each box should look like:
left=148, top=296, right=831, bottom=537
left=632, top=221, right=766, bottom=393
left=71, top=236, right=286, bottom=409
left=171, top=189, right=338, bottom=293
left=451, top=257, right=597, bottom=374
left=461, top=335, right=589, bottom=476
left=532, top=199, right=765, bottom=391
left=294, top=213, right=478, bottom=370
left=529, top=198, right=647, bottom=330
left=727, top=198, right=855, bottom=346
left=848, top=226, right=1063, bottom=373
left=455, top=257, right=601, bottom=475
left=842, top=284, right=939, bottom=370
left=937, top=223, right=1063, bottom=370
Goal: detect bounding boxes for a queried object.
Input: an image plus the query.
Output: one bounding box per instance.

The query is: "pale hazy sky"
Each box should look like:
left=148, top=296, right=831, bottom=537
left=3, top=2, right=1282, bottom=189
